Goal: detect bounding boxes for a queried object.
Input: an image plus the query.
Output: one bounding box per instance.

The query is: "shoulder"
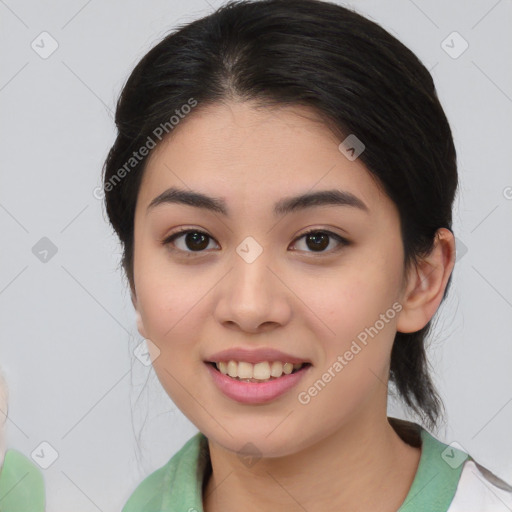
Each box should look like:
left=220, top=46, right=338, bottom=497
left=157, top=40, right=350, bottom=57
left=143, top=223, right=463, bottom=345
left=0, top=449, right=46, bottom=511
left=448, top=459, right=512, bottom=512
left=390, top=418, right=512, bottom=512
left=122, top=431, right=209, bottom=512
left=417, top=425, right=512, bottom=512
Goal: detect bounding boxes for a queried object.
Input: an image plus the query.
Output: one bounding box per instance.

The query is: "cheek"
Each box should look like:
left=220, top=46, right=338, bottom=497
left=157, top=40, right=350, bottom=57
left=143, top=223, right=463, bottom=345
left=295, top=275, right=400, bottom=435
left=133, top=244, right=218, bottom=363
left=137, top=276, right=202, bottom=351
left=136, top=267, right=208, bottom=420
left=320, top=262, right=401, bottom=343
left=134, top=240, right=205, bottom=339
left=309, top=250, right=403, bottom=397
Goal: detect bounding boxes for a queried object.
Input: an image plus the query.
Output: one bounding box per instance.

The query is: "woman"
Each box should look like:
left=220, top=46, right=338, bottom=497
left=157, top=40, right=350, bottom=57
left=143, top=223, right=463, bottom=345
left=101, top=0, right=512, bottom=510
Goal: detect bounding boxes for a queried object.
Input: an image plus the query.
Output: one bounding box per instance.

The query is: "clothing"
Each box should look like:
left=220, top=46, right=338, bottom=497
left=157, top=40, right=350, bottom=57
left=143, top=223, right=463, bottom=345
left=0, top=449, right=45, bottom=511
left=122, top=418, right=512, bottom=511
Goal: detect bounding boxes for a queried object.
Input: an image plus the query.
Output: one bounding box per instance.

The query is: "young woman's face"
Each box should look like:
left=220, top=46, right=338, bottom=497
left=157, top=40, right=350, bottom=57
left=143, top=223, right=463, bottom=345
left=132, top=101, right=408, bottom=457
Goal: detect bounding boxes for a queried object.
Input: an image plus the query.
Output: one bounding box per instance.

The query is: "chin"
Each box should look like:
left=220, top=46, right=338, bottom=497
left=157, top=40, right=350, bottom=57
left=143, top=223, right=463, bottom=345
left=204, top=423, right=308, bottom=459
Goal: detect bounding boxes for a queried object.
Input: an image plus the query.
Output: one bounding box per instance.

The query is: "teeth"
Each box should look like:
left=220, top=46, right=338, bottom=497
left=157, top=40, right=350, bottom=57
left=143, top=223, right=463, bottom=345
left=253, top=362, right=271, bottom=380
left=283, top=362, right=293, bottom=375
left=227, top=361, right=237, bottom=378
left=214, top=360, right=306, bottom=381
left=238, top=362, right=253, bottom=379
left=270, top=361, right=283, bottom=377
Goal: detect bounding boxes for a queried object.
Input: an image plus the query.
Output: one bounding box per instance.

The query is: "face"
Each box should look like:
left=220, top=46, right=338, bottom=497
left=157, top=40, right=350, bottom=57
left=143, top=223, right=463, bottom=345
left=132, top=101, right=408, bottom=457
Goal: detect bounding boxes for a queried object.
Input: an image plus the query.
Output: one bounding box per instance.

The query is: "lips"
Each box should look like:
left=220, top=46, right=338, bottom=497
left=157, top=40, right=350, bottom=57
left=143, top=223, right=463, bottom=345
left=205, top=347, right=312, bottom=365
left=205, top=360, right=312, bottom=404
left=204, top=347, right=313, bottom=404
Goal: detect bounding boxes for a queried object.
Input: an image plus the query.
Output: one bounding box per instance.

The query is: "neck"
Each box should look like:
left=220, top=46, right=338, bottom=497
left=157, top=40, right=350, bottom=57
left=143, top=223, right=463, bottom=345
left=203, top=414, right=421, bottom=512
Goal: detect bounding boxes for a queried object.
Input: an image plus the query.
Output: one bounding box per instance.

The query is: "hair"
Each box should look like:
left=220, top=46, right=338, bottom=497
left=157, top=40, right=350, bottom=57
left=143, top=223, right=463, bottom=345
left=102, top=0, right=457, bottom=431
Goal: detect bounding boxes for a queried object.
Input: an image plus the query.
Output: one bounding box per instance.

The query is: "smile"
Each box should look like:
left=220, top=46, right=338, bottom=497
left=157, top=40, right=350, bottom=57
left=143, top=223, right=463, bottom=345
left=210, top=360, right=308, bottom=382
left=205, top=361, right=312, bottom=404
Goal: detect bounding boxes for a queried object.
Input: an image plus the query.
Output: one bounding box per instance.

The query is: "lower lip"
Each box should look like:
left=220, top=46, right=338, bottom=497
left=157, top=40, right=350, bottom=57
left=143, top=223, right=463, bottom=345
left=205, top=362, right=311, bottom=404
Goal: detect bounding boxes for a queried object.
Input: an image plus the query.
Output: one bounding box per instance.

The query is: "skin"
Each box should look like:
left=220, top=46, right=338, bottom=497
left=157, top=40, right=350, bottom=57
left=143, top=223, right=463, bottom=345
left=131, top=101, right=455, bottom=512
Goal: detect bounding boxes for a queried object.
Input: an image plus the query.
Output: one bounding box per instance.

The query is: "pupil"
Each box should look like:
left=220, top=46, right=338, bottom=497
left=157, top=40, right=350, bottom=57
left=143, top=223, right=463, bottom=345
left=186, top=232, right=209, bottom=251
left=307, top=232, right=328, bottom=251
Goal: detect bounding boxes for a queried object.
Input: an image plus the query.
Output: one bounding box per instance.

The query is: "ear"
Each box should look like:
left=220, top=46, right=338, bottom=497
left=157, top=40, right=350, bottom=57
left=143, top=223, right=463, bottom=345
left=396, top=228, right=456, bottom=333
left=131, top=288, right=148, bottom=339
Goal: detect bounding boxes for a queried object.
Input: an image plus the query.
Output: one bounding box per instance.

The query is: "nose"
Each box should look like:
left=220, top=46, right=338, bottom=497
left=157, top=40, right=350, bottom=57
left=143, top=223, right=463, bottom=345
left=213, top=246, right=292, bottom=334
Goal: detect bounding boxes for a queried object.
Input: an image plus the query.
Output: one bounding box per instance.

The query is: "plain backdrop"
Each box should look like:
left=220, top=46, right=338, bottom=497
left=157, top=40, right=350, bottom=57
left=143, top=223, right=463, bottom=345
left=1, top=0, right=511, bottom=510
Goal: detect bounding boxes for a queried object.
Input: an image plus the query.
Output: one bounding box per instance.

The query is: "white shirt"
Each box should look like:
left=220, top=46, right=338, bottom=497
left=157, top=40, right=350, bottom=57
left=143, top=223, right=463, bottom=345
left=449, top=460, right=512, bottom=511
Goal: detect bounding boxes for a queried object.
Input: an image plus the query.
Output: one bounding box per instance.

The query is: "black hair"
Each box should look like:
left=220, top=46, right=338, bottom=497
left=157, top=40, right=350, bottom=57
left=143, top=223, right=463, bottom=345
left=102, top=0, right=457, bottom=431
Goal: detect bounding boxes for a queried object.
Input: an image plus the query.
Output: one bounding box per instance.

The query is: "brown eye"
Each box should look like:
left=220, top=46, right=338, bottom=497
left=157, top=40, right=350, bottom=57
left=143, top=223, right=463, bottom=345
left=291, top=229, right=348, bottom=254
left=305, top=232, right=329, bottom=251
left=184, top=232, right=209, bottom=251
left=162, top=228, right=349, bottom=257
left=163, top=229, right=218, bottom=253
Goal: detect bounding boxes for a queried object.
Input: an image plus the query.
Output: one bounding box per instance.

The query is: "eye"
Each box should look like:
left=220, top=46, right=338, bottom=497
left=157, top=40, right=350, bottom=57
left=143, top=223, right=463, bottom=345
left=161, top=228, right=349, bottom=256
left=290, top=229, right=349, bottom=254
left=162, top=228, right=219, bottom=254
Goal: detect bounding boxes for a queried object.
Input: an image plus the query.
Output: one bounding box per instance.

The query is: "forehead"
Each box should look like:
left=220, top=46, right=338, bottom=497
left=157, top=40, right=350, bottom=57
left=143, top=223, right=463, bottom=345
left=136, top=101, right=391, bottom=217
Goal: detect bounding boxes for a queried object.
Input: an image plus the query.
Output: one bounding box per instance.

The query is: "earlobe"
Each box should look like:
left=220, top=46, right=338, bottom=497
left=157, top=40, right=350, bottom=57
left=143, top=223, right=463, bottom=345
left=396, top=228, right=456, bottom=333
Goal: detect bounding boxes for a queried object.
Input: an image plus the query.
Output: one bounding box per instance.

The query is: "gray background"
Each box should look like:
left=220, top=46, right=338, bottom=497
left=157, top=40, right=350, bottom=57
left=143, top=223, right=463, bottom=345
left=0, top=0, right=511, bottom=510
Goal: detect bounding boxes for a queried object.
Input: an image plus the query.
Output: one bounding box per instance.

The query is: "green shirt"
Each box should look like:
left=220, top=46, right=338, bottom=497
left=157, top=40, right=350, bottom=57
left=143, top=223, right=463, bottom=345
left=0, top=449, right=45, bottom=511
left=122, top=419, right=472, bottom=511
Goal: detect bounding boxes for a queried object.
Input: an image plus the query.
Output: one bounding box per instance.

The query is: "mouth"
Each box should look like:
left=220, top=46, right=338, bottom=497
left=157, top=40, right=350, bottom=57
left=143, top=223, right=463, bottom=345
left=204, top=359, right=313, bottom=404
left=206, top=360, right=313, bottom=383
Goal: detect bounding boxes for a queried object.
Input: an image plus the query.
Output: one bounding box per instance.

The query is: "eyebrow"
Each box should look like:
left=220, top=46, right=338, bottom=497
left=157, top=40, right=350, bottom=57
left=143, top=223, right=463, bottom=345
left=146, top=186, right=368, bottom=217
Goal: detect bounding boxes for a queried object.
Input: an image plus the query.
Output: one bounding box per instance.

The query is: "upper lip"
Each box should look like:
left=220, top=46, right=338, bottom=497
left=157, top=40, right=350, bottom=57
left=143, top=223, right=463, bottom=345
left=205, top=347, right=311, bottom=365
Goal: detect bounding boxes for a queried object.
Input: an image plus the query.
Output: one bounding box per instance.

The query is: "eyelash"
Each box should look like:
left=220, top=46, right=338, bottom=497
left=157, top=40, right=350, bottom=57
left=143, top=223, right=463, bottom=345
left=161, top=228, right=349, bottom=257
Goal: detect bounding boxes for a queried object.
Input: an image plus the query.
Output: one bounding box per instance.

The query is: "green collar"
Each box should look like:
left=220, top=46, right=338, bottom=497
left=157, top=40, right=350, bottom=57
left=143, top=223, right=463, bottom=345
left=398, top=426, right=468, bottom=511
left=0, top=449, right=45, bottom=511
left=123, top=421, right=468, bottom=511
